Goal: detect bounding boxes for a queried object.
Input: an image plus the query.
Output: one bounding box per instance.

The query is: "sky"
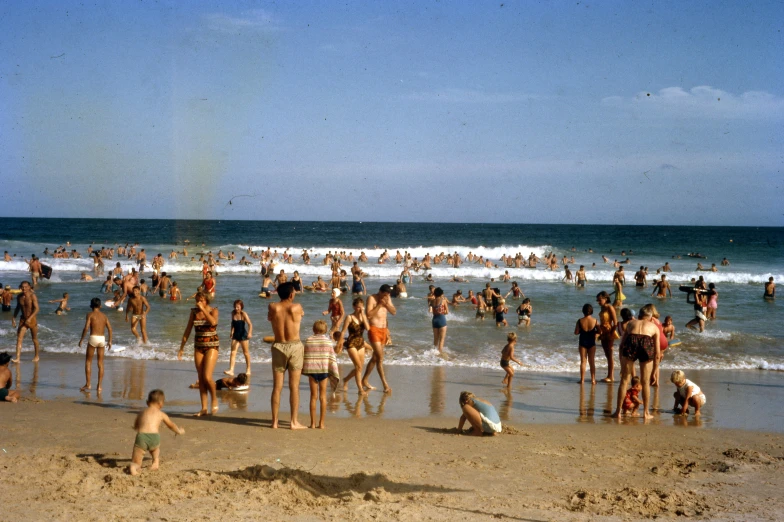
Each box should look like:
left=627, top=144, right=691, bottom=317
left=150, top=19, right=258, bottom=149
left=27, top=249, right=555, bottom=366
left=1, top=0, right=782, bottom=226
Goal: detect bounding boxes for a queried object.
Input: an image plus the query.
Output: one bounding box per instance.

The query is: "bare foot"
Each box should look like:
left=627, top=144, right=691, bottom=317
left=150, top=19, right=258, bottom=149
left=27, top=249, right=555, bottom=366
left=362, top=383, right=377, bottom=391
left=80, top=384, right=90, bottom=391
left=150, top=462, right=159, bottom=471
left=383, top=387, right=392, bottom=394
left=188, top=382, right=199, bottom=389
left=317, top=424, right=325, bottom=429
left=32, top=356, right=39, bottom=362
left=577, top=380, right=583, bottom=384
left=193, top=410, right=208, bottom=417
left=223, top=369, right=234, bottom=376
left=11, top=358, right=19, bottom=364
left=342, top=383, right=349, bottom=391
left=245, top=370, right=251, bottom=375
left=630, top=411, right=640, bottom=417
left=601, top=377, right=614, bottom=383
left=591, top=380, right=597, bottom=385
left=271, top=422, right=279, bottom=429
left=8, top=396, right=18, bottom=403
left=643, top=411, right=654, bottom=420
left=211, top=405, right=219, bottom=415
left=96, top=386, right=102, bottom=392
left=610, top=411, right=622, bottom=419
left=289, top=421, right=308, bottom=430
left=129, top=464, right=140, bottom=476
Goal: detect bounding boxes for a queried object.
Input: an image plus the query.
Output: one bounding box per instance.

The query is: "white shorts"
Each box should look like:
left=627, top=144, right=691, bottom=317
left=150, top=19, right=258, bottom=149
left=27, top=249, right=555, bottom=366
left=398, top=292, right=408, bottom=298
left=88, top=335, right=106, bottom=347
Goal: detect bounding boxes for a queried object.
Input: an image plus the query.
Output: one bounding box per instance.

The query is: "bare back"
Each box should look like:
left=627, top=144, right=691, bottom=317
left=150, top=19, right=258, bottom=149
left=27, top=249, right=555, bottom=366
left=267, top=300, right=304, bottom=342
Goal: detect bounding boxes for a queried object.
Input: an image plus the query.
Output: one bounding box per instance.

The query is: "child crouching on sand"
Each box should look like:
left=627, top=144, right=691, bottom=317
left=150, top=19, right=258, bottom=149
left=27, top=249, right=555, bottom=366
left=671, top=370, right=706, bottom=416
left=500, top=332, right=522, bottom=388
left=622, top=376, right=643, bottom=416
left=0, top=352, right=20, bottom=403
left=130, top=389, right=185, bottom=475
left=215, top=373, right=249, bottom=390
left=303, top=320, right=340, bottom=429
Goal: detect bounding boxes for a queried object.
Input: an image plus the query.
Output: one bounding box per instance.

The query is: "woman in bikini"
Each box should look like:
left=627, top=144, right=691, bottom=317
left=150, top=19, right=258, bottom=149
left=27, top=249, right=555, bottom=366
left=178, top=291, right=220, bottom=416
left=336, top=297, right=371, bottom=395
left=611, top=303, right=660, bottom=420
left=596, top=291, right=618, bottom=382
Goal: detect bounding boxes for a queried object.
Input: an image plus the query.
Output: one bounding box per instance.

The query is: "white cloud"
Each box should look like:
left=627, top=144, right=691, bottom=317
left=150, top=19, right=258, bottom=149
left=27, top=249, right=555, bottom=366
left=602, top=86, right=784, bottom=119
left=402, top=88, right=540, bottom=104
left=203, top=9, right=281, bottom=33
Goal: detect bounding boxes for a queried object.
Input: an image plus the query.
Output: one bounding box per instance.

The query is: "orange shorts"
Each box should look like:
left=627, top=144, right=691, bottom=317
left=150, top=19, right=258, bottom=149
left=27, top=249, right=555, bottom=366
left=368, top=326, right=389, bottom=345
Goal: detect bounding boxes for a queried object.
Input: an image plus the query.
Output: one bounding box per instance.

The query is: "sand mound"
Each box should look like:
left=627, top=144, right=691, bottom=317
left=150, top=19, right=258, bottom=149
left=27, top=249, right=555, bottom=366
left=568, top=487, right=711, bottom=518
left=722, top=448, right=780, bottom=464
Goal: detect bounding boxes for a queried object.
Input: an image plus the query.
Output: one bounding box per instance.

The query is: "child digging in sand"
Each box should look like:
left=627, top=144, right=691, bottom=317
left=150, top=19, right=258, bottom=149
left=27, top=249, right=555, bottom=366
left=130, top=389, right=185, bottom=476
left=500, top=332, right=522, bottom=388
left=671, top=370, right=706, bottom=416
left=303, top=320, right=340, bottom=429
left=622, top=376, right=643, bottom=416
left=0, top=352, right=21, bottom=403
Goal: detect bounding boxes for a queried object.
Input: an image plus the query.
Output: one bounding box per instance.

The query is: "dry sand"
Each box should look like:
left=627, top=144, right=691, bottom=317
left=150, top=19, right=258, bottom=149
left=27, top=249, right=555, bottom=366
left=3, top=398, right=784, bottom=521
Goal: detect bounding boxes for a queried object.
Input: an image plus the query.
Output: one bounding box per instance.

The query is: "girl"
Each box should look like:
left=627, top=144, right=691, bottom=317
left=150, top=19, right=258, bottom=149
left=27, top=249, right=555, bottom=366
left=225, top=299, right=252, bottom=376
left=430, top=287, right=449, bottom=352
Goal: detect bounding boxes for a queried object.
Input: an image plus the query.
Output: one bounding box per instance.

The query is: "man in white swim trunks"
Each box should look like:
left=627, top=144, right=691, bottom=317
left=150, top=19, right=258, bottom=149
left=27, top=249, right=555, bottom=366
left=78, top=297, right=113, bottom=391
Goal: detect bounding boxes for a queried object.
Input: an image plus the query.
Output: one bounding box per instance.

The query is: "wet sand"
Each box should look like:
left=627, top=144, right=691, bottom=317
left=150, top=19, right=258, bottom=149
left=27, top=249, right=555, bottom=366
left=2, top=354, right=784, bottom=520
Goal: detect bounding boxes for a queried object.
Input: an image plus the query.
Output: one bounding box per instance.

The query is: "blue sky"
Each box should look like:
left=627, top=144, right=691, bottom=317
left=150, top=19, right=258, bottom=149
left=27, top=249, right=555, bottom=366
left=1, top=1, right=782, bottom=225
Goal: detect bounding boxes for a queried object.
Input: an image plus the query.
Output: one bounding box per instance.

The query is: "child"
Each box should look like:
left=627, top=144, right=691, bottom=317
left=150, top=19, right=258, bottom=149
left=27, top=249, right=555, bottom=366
left=662, top=316, right=675, bottom=340
left=618, top=308, right=634, bottom=336
left=475, top=293, right=487, bottom=321
left=0, top=352, right=21, bottom=403
left=50, top=292, right=70, bottom=315
left=215, top=372, right=249, bottom=390
left=500, top=332, right=522, bottom=387
left=302, top=320, right=340, bottom=429
left=622, top=376, right=643, bottom=416
left=495, top=298, right=509, bottom=327
left=516, top=298, right=532, bottom=326
left=130, top=389, right=185, bottom=476
left=169, top=281, right=182, bottom=301
left=78, top=297, right=113, bottom=391
left=671, top=370, right=706, bottom=416
left=225, top=299, right=252, bottom=376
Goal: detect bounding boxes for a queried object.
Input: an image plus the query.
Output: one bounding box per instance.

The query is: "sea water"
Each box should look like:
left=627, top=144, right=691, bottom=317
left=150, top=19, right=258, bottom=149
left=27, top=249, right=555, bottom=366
left=1, top=219, right=782, bottom=373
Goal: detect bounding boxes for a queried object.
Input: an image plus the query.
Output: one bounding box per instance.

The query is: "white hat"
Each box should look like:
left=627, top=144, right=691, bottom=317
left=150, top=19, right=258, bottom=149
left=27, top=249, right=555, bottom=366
left=332, top=288, right=341, bottom=297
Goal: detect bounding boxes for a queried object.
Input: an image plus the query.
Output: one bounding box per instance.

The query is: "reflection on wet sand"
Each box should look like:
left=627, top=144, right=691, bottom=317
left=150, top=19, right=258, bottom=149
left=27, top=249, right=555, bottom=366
left=577, top=383, right=596, bottom=423
left=218, top=389, right=249, bottom=411
left=113, top=360, right=146, bottom=401
left=429, top=366, right=445, bottom=415
left=341, top=390, right=388, bottom=418
left=499, top=388, right=513, bottom=422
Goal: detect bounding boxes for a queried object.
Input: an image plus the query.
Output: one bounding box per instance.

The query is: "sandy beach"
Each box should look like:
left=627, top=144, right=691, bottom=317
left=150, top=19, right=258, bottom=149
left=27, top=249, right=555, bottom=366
left=2, top=355, right=784, bottom=520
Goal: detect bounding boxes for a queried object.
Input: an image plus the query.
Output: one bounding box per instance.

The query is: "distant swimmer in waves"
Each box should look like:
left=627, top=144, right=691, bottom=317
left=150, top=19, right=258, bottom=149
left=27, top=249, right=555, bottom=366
left=764, top=277, right=775, bottom=300
left=659, top=262, right=672, bottom=273
left=575, top=265, right=587, bottom=287
left=721, top=257, right=730, bottom=266
left=634, top=266, right=647, bottom=287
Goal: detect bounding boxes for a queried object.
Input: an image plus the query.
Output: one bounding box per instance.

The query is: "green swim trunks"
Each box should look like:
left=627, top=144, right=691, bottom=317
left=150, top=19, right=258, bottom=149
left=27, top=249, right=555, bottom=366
left=134, top=432, right=161, bottom=451
left=0, top=387, right=8, bottom=401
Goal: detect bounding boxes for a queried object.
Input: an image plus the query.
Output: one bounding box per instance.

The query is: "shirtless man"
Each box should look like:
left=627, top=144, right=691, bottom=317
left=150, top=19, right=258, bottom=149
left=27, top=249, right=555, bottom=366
left=125, top=286, right=151, bottom=344
left=27, top=255, right=43, bottom=289
left=78, top=297, right=113, bottom=391
left=12, top=281, right=40, bottom=363
left=275, top=269, right=288, bottom=287
left=483, top=283, right=500, bottom=307
left=267, top=282, right=306, bottom=429
left=362, top=284, right=396, bottom=394
left=764, top=277, right=775, bottom=299
left=634, top=266, right=647, bottom=287
left=157, top=272, right=171, bottom=298
left=575, top=265, right=587, bottom=287
left=721, top=258, right=730, bottom=266
left=660, top=262, right=672, bottom=272
left=651, top=275, right=672, bottom=298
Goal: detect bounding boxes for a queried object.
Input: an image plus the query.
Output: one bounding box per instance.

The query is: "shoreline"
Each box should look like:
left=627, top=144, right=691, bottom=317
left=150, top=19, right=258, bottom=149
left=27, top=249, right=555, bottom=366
left=7, top=352, right=784, bottom=432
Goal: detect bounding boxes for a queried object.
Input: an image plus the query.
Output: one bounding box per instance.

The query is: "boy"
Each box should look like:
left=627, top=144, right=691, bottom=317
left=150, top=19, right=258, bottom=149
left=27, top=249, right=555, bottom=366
left=50, top=292, right=70, bottom=315
left=671, top=370, right=706, bottom=416
left=125, top=286, right=151, bottom=343
left=302, top=320, right=340, bottom=429
left=130, top=389, right=185, bottom=476
left=622, top=376, right=643, bottom=416
left=78, top=297, right=113, bottom=391
left=215, top=372, right=249, bottom=390
left=0, top=352, right=21, bottom=402
left=500, top=332, right=522, bottom=388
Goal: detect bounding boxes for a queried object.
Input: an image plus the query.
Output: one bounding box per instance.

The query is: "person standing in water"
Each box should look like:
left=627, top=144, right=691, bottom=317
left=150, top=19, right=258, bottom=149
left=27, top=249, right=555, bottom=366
left=596, top=291, right=617, bottom=382
left=362, top=284, right=396, bottom=394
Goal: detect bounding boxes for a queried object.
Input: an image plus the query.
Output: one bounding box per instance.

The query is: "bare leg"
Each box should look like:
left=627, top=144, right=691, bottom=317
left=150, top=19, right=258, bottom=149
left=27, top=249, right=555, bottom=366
left=241, top=340, right=251, bottom=374
left=288, top=368, right=307, bottom=429
left=140, top=317, right=149, bottom=344
left=192, top=351, right=208, bottom=416
left=370, top=342, right=391, bottom=393
left=130, top=319, right=140, bottom=342
left=225, top=340, right=238, bottom=375
left=150, top=447, right=160, bottom=470
left=308, top=377, right=318, bottom=428
left=437, top=326, right=447, bottom=352
left=611, top=356, right=635, bottom=418
left=588, top=346, right=597, bottom=385
left=129, top=446, right=144, bottom=475
left=344, top=348, right=366, bottom=395
left=200, top=349, right=219, bottom=414
left=460, top=404, right=484, bottom=436
left=639, top=360, right=654, bottom=420
left=601, top=338, right=615, bottom=382
left=30, top=327, right=40, bottom=362
left=361, top=350, right=378, bottom=391
left=578, top=346, right=587, bottom=383
left=96, top=346, right=105, bottom=391
left=13, top=325, right=27, bottom=363
left=82, top=345, right=95, bottom=391
left=270, top=370, right=284, bottom=428
left=318, top=378, right=327, bottom=428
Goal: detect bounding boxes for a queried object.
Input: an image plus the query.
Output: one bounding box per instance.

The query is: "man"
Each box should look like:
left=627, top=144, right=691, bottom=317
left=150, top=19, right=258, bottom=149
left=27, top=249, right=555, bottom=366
left=267, top=282, right=306, bottom=429
left=634, top=266, right=647, bottom=287
left=651, top=274, right=672, bottom=298
left=764, top=277, right=775, bottom=299
left=575, top=265, right=587, bottom=287
left=361, top=284, right=396, bottom=394
left=12, top=281, right=40, bottom=363
left=125, top=286, right=150, bottom=344
left=27, top=255, right=43, bottom=289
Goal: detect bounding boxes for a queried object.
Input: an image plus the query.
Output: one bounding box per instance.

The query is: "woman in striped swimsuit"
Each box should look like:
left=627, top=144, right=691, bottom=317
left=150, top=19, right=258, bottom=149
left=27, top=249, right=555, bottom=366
left=178, top=291, right=220, bottom=416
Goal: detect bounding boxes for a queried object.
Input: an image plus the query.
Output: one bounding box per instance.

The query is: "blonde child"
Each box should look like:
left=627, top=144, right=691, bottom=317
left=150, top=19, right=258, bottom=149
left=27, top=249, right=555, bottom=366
left=302, top=320, right=340, bottom=429
left=671, top=370, right=706, bottom=416
left=622, top=376, right=643, bottom=416
left=130, top=389, right=185, bottom=476
left=500, top=332, right=522, bottom=387
left=495, top=298, right=509, bottom=327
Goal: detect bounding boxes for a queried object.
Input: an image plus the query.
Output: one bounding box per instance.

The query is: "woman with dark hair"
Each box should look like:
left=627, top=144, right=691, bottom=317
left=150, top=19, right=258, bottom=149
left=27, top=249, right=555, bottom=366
left=224, top=299, right=252, bottom=377
left=430, top=287, right=449, bottom=353
left=596, top=291, right=618, bottom=382
left=178, top=291, right=220, bottom=416
left=336, top=297, right=371, bottom=395
left=612, top=304, right=660, bottom=420
left=575, top=303, right=598, bottom=384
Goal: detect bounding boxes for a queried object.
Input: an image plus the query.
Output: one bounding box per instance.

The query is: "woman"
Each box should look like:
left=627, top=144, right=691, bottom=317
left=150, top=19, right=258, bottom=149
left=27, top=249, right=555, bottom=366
left=351, top=271, right=366, bottom=296
left=596, top=291, right=618, bottom=382
left=322, top=288, right=345, bottom=333
left=457, top=391, right=502, bottom=436
left=611, top=303, right=660, bottom=420
left=430, top=287, right=448, bottom=352
left=706, top=283, right=718, bottom=320
left=291, top=271, right=303, bottom=293
left=224, top=299, right=252, bottom=376
left=575, top=303, right=598, bottom=384
left=202, top=271, right=216, bottom=300
left=178, top=292, right=220, bottom=416
left=611, top=275, right=625, bottom=308
left=336, top=297, right=371, bottom=395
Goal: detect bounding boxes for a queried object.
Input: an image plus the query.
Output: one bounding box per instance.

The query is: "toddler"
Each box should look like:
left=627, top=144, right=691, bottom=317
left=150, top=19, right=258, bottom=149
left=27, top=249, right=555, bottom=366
left=130, top=389, right=185, bottom=475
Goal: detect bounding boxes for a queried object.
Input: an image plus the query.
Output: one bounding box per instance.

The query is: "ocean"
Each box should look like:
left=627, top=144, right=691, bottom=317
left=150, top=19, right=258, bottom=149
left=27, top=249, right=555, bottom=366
left=1, top=218, right=782, bottom=373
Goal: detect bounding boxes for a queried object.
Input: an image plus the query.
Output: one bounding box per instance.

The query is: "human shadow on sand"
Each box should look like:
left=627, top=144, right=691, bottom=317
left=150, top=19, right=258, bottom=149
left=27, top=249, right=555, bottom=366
left=210, top=464, right=467, bottom=497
